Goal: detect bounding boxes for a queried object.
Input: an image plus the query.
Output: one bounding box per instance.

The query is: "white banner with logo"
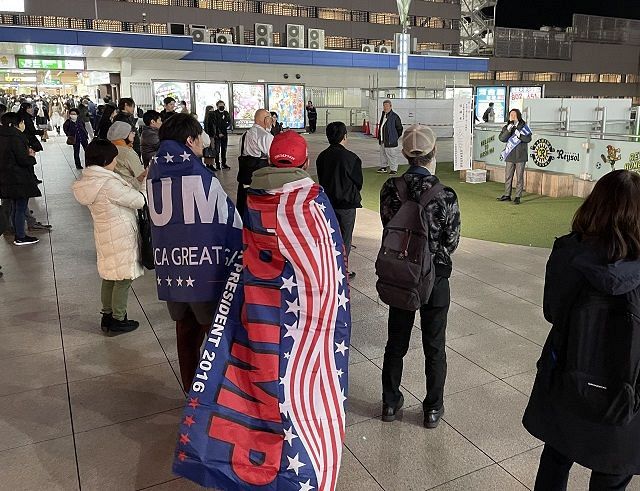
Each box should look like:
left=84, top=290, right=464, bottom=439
left=453, top=97, right=473, bottom=171
left=0, top=55, right=16, bottom=69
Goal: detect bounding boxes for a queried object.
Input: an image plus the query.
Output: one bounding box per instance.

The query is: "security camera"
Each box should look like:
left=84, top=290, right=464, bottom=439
left=283, top=73, right=289, bottom=79
left=295, top=73, right=301, bottom=79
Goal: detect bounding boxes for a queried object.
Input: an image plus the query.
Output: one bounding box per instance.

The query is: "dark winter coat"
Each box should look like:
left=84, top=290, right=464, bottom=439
left=306, top=106, right=317, bottom=122
left=159, top=109, right=175, bottom=122
left=316, top=143, right=363, bottom=210
left=523, top=232, right=640, bottom=475
left=0, top=126, right=41, bottom=199
left=498, top=120, right=532, bottom=163
left=378, top=110, right=403, bottom=148
left=19, top=111, right=43, bottom=152
left=140, top=126, right=160, bottom=167
left=113, top=112, right=141, bottom=156
left=96, top=114, right=113, bottom=140
left=207, top=109, right=231, bottom=139
left=380, top=166, right=460, bottom=277
left=63, top=119, right=88, bottom=143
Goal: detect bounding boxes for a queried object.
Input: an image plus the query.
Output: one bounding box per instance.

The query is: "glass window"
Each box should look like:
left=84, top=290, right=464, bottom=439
left=495, top=71, right=521, bottom=81
left=599, top=74, right=622, bottom=83
left=469, top=72, right=495, bottom=81
left=370, top=12, right=400, bottom=25
left=571, top=73, right=599, bottom=83
left=627, top=74, right=640, bottom=83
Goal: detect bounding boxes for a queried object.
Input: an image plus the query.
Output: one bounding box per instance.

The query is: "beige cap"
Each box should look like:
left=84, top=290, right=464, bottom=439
left=402, top=124, right=437, bottom=158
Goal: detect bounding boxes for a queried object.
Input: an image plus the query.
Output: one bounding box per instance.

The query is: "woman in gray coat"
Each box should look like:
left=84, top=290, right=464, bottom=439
left=497, top=108, right=532, bottom=205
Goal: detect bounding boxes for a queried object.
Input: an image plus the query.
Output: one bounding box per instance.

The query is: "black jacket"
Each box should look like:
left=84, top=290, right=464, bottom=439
left=380, top=167, right=460, bottom=277
left=19, top=112, right=43, bottom=152
left=306, top=106, right=317, bottom=122
left=113, top=112, right=141, bottom=156
left=160, top=110, right=175, bottom=122
left=523, top=233, right=640, bottom=475
left=0, top=126, right=41, bottom=199
left=378, top=110, right=403, bottom=148
left=498, top=120, right=531, bottom=163
left=316, top=144, right=363, bottom=210
left=207, top=109, right=231, bottom=138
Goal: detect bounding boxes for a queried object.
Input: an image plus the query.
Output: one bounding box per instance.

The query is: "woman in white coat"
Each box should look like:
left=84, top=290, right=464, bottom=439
left=72, top=139, right=145, bottom=334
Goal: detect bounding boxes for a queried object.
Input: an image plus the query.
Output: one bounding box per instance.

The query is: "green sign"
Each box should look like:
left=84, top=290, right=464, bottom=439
left=17, top=57, right=85, bottom=70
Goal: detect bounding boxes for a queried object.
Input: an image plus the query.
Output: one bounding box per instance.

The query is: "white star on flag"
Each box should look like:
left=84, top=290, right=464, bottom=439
left=332, top=247, right=341, bottom=258
left=317, top=202, right=326, bottom=212
left=335, top=340, right=349, bottom=356
left=283, top=323, right=300, bottom=340
left=285, top=299, right=301, bottom=315
left=165, top=276, right=172, bottom=286
left=151, top=155, right=158, bottom=164
left=279, top=376, right=289, bottom=386
left=337, top=290, right=349, bottom=310
left=185, top=276, right=195, bottom=287
left=299, top=479, right=314, bottom=491
left=156, top=276, right=162, bottom=286
left=283, top=426, right=298, bottom=445
left=286, top=454, right=306, bottom=476
left=176, top=276, right=183, bottom=286
left=279, top=400, right=290, bottom=417
left=325, top=219, right=335, bottom=235
left=281, top=275, right=297, bottom=293
left=336, top=268, right=346, bottom=284
left=179, top=151, right=191, bottom=162
left=284, top=351, right=291, bottom=359
left=164, top=153, right=174, bottom=163
left=340, top=388, right=347, bottom=405
left=337, top=368, right=344, bottom=378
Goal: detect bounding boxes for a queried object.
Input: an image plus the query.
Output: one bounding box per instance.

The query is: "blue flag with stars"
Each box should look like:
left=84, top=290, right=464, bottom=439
left=173, top=175, right=352, bottom=490
left=147, top=139, right=243, bottom=303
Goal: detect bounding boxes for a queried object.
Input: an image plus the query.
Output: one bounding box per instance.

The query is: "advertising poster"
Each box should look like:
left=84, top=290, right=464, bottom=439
left=194, top=82, right=230, bottom=123
left=475, top=86, right=507, bottom=122
left=445, top=87, right=473, bottom=100
left=453, top=97, right=473, bottom=171
left=232, top=83, right=265, bottom=129
left=153, top=81, right=192, bottom=112
left=267, top=84, right=305, bottom=129
left=508, top=86, right=543, bottom=112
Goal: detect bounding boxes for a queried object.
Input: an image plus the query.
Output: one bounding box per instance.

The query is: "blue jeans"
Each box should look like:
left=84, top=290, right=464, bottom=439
left=11, top=198, right=28, bottom=239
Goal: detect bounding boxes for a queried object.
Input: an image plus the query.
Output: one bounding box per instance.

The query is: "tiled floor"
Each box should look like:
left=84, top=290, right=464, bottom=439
left=1, top=133, right=638, bottom=490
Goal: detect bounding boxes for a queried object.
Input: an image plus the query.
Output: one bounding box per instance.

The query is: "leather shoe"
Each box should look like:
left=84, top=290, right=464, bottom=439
left=382, top=393, right=404, bottom=422
left=423, top=406, right=444, bottom=429
left=497, top=195, right=511, bottom=202
left=514, top=197, right=521, bottom=205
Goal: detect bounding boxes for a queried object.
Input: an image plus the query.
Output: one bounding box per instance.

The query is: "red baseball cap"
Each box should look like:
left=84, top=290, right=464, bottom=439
left=269, top=131, right=308, bottom=168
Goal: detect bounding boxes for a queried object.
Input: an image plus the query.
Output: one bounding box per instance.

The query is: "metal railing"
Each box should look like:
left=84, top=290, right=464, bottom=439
left=494, top=27, right=572, bottom=60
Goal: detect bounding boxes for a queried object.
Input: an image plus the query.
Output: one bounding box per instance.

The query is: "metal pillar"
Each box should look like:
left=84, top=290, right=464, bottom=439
left=396, top=0, right=412, bottom=98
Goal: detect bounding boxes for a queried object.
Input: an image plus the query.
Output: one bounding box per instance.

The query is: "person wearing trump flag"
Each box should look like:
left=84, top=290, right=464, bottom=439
left=173, top=131, right=352, bottom=490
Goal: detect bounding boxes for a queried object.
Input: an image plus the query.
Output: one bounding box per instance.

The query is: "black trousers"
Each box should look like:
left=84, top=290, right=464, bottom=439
left=309, top=119, right=317, bottom=133
left=381, top=276, right=450, bottom=411
left=535, top=445, right=633, bottom=491
left=214, top=136, right=228, bottom=165
left=334, top=208, right=356, bottom=257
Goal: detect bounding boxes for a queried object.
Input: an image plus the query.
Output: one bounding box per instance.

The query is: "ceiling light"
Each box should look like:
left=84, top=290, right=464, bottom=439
left=101, top=47, right=113, bottom=57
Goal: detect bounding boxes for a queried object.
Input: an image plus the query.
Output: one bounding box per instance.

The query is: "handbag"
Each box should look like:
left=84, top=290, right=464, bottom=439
left=66, top=135, right=76, bottom=146
left=137, top=194, right=155, bottom=270
left=203, top=145, right=215, bottom=159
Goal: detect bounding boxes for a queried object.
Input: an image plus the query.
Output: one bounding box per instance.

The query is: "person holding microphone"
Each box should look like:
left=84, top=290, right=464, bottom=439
left=497, top=109, right=532, bottom=205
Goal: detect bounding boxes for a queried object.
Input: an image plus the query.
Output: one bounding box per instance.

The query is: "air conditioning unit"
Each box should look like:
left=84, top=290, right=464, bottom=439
left=255, top=23, right=273, bottom=47
left=167, top=23, right=186, bottom=36
left=215, top=33, right=233, bottom=44
left=286, top=23, right=304, bottom=48
left=233, top=25, right=245, bottom=45
left=361, top=44, right=375, bottom=53
left=189, top=25, right=208, bottom=43
left=377, top=45, right=391, bottom=54
left=307, top=28, right=325, bottom=50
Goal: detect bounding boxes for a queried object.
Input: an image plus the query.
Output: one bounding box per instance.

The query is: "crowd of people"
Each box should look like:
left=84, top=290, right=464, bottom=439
left=2, top=88, right=640, bottom=490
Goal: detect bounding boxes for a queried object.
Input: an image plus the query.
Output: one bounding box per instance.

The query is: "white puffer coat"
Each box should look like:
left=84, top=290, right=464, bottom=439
left=72, top=165, right=145, bottom=281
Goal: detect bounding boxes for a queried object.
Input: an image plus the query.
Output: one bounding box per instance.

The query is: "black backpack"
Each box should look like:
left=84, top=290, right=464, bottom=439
left=375, top=177, right=444, bottom=311
left=549, top=286, right=640, bottom=426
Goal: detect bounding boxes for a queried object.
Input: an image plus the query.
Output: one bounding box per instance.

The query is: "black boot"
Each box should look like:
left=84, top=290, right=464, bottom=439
left=101, top=313, right=113, bottom=333
left=105, top=315, right=139, bottom=334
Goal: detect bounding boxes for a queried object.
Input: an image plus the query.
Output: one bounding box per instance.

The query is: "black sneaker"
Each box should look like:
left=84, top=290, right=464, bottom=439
left=348, top=271, right=356, bottom=280
left=108, top=317, right=140, bottom=333
left=29, top=222, right=53, bottom=231
left=376, top=167, right=389, bottom=174
left=513, top=197, right=521, bottom=205
left=101, top=313, right=113, bottom=333
left=389, top=170, right=398, bottom=175
left=221, top=163, right=231, bottom=170
left=13, top=235, right=39, bottom=246
left=382, top=393, right=404, bottom=422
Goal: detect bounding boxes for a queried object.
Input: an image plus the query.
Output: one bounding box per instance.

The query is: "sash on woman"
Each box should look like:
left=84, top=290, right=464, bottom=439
left=173, top=178, right=352, bottom=491
left=500, top=125, right=532, bottom=161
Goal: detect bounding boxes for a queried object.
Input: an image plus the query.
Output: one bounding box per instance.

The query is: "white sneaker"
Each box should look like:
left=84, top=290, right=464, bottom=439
left=377, top=167, right=389, bottom=174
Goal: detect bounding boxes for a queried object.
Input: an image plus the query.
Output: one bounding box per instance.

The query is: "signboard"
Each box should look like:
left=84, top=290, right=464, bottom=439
left=445, top=87, right=473, bottom=100
left=17, top=57, right=85, bottom=70
left=453, top=97, right=473, bottom=171
left=232, top=83, right=265, bottom=129
left=85, top=72, right=110, bottom=86
left=475, top=86, right=507, bottom=122
left=153, top=81, right=192, bottom=113
left=194, top=82, right=230, bottom=123
left=1, top=0, right=25, bottom=12
left=267, top=84, right=305, bottom=129
left=508, top=86, right=543, bottom=112
left=0, top=55, right=16, bottom=69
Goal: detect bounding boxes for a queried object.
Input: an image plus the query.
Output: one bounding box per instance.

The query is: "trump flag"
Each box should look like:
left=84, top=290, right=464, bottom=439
left=173, top=176, right=352, bottom=490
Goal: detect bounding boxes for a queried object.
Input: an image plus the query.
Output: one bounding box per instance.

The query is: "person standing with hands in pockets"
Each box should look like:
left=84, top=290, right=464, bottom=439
left=497, top=108, right=532, bottom=205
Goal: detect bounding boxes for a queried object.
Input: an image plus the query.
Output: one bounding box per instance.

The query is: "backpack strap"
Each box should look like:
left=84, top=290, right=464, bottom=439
left=240, top=132, right=247, bottom=156
left=394, top=176, right=409, bottom=202
left=418, top=181, right=445, bottom=208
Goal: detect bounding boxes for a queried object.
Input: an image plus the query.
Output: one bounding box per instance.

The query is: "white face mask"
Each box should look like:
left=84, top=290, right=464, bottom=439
left=70, top=115, right=78, bottom=122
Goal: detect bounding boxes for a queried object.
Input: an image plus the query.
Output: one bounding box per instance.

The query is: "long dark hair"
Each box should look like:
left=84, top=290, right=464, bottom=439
left=572, top=170, right=640, bottom=261
left=508, top=108, right=525, bottom=125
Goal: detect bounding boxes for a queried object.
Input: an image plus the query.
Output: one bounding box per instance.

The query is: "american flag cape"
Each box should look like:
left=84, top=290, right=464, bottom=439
left=173, top=176, right=352, bottom=490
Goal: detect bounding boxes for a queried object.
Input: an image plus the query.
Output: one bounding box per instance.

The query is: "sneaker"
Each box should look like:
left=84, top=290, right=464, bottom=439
left=107, top=317, right=140, bottom=333
left=348, top=271, right=356, bottom=280
left=221, top=163, right=231, bottom=170
left=13, top=235, right=39, bottom=246
left=377, top=167, right=389, bottom=174
left=29, top=222, right=53, bottom=231
left=389, top=170, right=398, bottom=175
left=101, top=313, right=113, bottom=333
left=514, top=197, right=521, bottom=205
left=497, top=195, right=512, bottom=202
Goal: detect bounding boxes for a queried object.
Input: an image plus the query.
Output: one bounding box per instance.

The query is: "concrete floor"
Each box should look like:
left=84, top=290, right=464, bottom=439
left=0, top=132, right=637, bottom=490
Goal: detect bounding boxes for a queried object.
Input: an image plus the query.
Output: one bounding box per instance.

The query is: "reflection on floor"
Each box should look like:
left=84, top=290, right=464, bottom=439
left=1, top=133, right=637, bottom=490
